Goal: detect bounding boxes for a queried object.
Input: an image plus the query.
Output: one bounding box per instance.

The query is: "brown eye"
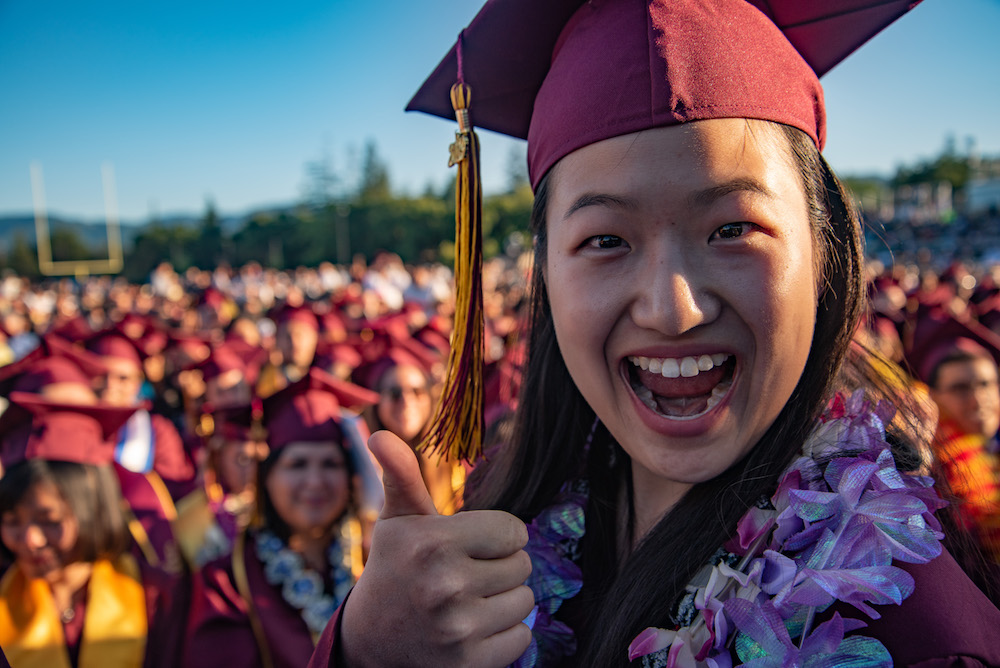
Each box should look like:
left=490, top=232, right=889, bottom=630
left=712, top=223, right=753, bottom=240
left=588, top=235, right=625, bottom=249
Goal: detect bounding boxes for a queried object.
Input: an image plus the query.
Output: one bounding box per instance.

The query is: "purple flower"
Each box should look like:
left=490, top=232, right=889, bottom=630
left=726, top=598, right=891, bottom=668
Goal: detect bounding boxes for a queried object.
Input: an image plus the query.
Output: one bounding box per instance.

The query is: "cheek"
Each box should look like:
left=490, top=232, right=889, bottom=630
left=57, top=521, right=79, bottom=555
left=265, top=472, right=295, bottom=509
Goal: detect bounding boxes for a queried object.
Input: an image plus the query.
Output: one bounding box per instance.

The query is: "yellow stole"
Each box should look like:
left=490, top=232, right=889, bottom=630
left=0, top=555, right=147, bottom=668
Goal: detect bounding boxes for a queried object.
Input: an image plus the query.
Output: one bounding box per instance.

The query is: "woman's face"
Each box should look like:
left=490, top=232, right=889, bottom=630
left=545, top=119, right=817, bottom=515
left=376, top=365, right=432, bottom=443
left=265, top=442, right=350, bottom=537
left=100, top=356, right=144, bottom=406
left=1, top=481, right=80, bottom=581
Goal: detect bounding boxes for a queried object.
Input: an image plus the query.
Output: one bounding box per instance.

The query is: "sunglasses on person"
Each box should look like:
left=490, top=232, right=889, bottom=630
left=382, top=385, right=429, bottom=402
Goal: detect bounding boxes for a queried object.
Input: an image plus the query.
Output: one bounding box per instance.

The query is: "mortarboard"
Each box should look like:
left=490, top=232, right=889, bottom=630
left=0, top=334, right=107, bottom=398
left=904, top=309, right=1000, bottom=385
left=0, top=392, right=136, bottom=468
left=272, top=303, right=321, bottom=332
left=262, top=367, right=379, bottom=452
left=85, top=329, right=145, bottom=366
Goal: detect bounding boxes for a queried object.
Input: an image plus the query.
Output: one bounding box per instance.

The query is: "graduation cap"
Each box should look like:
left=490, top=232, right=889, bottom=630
left=272, top=303, right=321, bottom=332
left=198, top=400, right=266, bottom=444
left=0, top=334, right=107, bottom=398
left=0, top=392, right=137, bottom=468
left=85, top=329, right=146, bottom=366
left=904, top=309, right=1000, bottom=385
left=262, top=367, right=379, bottom=452
left=406, top=0, right=923, bottom=460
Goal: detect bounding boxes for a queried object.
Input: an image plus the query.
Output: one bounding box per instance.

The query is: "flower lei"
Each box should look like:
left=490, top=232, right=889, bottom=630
left=513, top=391, right=947, bottom=668
left=254, top=526, right=356, bottom=635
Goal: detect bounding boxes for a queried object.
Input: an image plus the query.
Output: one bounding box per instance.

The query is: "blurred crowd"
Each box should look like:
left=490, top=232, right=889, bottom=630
left=0, top=249, right=999, bottom=665
left=0, top=251, right=529, bottom=667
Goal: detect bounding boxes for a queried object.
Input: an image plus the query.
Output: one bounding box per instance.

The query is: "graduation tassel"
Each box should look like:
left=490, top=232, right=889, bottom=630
left=418, top=76, right=485, bottom=462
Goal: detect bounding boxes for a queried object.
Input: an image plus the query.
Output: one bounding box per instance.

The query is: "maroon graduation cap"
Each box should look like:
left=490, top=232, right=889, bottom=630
left=0, top=392, right=137, bottom=468
left=407, top=0, right=922, bottom=187
left=904, top=308, right=1000, bottom=385
left=0, top=334, right=107, bottom=398
left=262, top=367, right=379, bottom=452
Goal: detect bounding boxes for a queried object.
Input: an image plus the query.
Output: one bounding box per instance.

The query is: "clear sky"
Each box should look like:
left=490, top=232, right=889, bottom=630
left=1, top=0, right=997, bottom=223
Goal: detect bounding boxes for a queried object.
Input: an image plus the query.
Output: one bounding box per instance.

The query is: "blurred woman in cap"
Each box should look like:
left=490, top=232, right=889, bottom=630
left=0, top=395, right=186, bottom=667
left=185, top=368, right=378, bottom=668
left=316, top=0, right=1000, bottom=666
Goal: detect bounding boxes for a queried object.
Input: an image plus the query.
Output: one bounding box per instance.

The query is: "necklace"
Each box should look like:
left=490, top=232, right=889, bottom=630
left=254, top=525, right=355, bottom=635
left=514, top=390, right=946, bottom=668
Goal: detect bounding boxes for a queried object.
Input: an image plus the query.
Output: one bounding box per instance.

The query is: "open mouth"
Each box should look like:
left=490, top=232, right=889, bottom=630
left=627, top=353, right=735, bottom=420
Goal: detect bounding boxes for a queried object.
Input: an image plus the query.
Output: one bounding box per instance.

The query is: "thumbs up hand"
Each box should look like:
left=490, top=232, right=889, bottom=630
left=341, top=431, right=534, bottom=668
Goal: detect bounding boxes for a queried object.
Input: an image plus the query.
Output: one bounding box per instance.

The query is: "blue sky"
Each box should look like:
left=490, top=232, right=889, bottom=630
left=1, top=0, right=997, bottom=222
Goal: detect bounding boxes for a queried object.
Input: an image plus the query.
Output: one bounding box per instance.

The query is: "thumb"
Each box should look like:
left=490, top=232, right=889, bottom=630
left=369, top=430, right=438, bottom=519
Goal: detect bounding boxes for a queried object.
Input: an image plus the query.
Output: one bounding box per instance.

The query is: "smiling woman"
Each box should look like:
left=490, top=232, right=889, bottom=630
left=185, top=367, right=379, bottom=668
left=309, top=0, right=1000, bottom=666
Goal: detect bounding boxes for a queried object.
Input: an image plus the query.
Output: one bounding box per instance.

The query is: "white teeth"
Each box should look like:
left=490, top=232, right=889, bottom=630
left=680, top=357, right=699, bottom=377
left=629, top=353, right=731, bottom=378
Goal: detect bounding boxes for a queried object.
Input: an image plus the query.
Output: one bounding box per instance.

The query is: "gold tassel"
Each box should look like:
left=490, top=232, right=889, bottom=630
left=418, top=82, right=484, bottom=462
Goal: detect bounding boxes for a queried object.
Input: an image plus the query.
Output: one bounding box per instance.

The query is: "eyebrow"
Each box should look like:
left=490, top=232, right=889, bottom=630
left=562, top=193, right=638, bottom=220
left=688, top=177, right=774, bottom=209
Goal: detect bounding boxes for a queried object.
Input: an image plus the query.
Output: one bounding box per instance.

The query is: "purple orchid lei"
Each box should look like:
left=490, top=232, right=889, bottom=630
left=511, top=390, right=947, bottom=668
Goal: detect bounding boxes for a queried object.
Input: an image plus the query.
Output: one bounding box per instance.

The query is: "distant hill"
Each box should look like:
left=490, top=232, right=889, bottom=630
left=0, top=207, right=278, bottom=252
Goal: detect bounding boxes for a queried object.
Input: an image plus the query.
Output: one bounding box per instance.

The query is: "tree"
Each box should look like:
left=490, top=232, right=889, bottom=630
left=357, top=140, right=391, bottom=202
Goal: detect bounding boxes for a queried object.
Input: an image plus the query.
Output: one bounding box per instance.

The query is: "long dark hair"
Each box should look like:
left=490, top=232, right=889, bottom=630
left=465, top=122, right=867, bottom=665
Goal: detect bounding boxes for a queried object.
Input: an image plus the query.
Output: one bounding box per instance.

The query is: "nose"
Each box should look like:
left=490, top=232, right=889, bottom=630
left=630, top=252, right=720, bottom=336
left=24, top=524, right=47, bottom=549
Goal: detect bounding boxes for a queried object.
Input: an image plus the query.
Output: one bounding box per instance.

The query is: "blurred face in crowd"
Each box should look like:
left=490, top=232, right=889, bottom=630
left=1, top=481, right=80, bottom=581
left=265, top=442, right=350, bottom=537
left=100, top=357, right=144, bottom=407
left=215, top=438, right=267, bottom=497
left=205, top=369, right=252, bottom=407
left=278, top=321, right=318, bottom=369
left=931, top=356, right=1000, bottom=440
left=377, top=364, right=433, bottom=444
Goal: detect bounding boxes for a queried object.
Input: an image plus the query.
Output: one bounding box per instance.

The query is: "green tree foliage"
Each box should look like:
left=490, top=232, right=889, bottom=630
left=5, top=232, right=39, bottom=277
left=893, top=155, right=971, bottom=191
left=48, top=226, right=96, bottom=263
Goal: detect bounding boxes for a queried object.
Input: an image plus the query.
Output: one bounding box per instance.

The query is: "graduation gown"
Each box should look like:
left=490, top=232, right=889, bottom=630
left=305, top=547, right=1000, bottom=667
left=185, top=532, right=322, bottom=668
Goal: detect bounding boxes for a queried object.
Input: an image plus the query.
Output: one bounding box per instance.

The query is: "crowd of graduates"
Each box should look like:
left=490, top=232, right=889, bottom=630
left=0, top=251, right=528, bottom=667
left=0, top=248, right=998, bottom=667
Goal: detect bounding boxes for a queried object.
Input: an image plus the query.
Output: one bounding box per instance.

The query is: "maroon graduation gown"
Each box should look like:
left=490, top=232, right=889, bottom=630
left=306, top=548, right=1000, bottom=667
left=185, top=534, right=319, bottom=668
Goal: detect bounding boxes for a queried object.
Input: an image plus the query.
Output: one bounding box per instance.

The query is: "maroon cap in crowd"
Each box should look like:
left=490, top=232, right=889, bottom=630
left=200, top=400, right=266, bottom=444
left=0, top=392, right=136, bottom=468
left=85, top=330, right=144, bottom=366
left=262, top=367, right=378, bottom=451
left=904, top=309, right=1000, bottom=385
left=0, top=334, right=107, bottom=398
left=273, top=304, right=320, bottom=332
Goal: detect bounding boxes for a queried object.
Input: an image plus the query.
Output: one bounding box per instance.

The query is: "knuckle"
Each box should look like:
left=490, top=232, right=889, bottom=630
left=414, top=570, right=467, bottom=609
